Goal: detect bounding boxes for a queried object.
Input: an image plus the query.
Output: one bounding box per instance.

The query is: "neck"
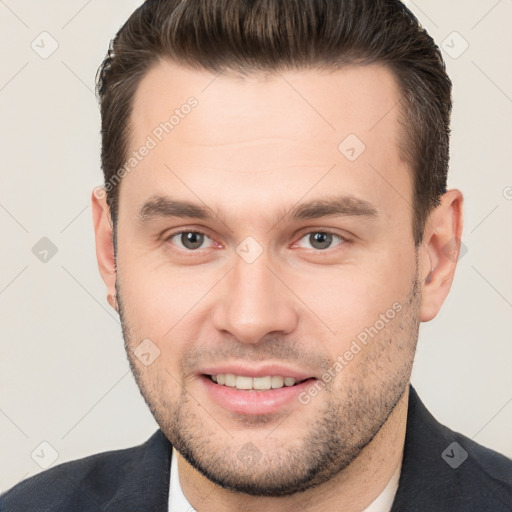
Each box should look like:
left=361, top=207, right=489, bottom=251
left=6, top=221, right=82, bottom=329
left=177, top=387, right=409, bottom=512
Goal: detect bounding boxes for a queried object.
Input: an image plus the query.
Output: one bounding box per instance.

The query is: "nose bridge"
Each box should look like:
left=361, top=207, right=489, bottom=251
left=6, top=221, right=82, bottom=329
left=212, top=246, right=298, bottom=344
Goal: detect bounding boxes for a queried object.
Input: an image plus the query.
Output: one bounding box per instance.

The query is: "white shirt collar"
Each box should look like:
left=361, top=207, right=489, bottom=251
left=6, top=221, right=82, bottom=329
left=169, top=447, right=401, bottom=512
left=169, top=447, right=195, bottom=511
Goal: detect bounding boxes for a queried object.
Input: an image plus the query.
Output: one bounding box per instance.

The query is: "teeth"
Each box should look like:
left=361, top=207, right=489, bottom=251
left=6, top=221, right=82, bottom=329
left=253, top=377, right=271, bottom=390
left=271, top=376, right=284, bottom=388
left=224, top=374, right=236, bottom=387
left=236, top=376, right=253, bottom=390
left=211, top=374, right=298, bottom=390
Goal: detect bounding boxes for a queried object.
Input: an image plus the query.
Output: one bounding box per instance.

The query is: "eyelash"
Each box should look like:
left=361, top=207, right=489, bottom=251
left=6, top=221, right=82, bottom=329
left=164, top=228, right=350, bottom=254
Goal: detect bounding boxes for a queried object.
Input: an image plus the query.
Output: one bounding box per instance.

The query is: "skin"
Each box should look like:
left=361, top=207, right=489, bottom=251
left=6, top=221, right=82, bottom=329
left=92, top=59, right=463, bottom=512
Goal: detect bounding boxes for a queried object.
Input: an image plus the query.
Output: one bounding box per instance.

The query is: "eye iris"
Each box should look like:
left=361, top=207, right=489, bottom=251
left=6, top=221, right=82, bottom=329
left=309, top=232, right=332, bottom=250
left=181, top=232, right=204, bottom=249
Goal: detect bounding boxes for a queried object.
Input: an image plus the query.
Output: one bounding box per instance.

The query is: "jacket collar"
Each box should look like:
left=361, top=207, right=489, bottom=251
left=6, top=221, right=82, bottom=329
left=105, top=427, right=171, bottom=511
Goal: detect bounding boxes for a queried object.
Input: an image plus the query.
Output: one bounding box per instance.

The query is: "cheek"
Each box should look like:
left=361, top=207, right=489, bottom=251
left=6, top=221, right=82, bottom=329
left=117, top=256, right=223, bottom=381
left=296, top=257, right=414, bottom=338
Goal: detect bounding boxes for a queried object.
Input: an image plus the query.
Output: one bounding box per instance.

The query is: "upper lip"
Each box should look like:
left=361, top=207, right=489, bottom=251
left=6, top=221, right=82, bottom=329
left=199, top=364, right=316, bottom=381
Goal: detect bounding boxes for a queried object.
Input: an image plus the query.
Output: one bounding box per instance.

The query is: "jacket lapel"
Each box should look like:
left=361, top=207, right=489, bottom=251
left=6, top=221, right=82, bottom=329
left=105, top=429, right=172, bottom=512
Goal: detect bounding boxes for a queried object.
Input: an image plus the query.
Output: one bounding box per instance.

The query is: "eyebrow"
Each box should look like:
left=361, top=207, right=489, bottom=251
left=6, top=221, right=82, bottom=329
left=137, top=194, right=380, bottom=225
left=287, top=196, right=379, bottom=220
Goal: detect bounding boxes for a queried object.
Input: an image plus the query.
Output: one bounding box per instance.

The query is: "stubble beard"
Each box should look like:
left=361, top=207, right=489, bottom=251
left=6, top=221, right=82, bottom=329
left=117, top=272, right=421, bottom=497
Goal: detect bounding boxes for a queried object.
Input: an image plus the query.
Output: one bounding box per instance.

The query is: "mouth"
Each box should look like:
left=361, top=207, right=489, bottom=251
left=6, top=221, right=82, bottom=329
left=199, top=370, right=318, bottom=415
left=204, top=373, right=314, bottom=390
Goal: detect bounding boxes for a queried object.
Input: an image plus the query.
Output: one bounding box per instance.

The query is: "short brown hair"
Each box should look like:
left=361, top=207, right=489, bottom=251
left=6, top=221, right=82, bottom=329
left=96, top=0, right=452, bottom=247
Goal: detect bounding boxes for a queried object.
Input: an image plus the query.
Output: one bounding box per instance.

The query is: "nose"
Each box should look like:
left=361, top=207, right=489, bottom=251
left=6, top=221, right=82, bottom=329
left=211, top=251, right=299, bottom=344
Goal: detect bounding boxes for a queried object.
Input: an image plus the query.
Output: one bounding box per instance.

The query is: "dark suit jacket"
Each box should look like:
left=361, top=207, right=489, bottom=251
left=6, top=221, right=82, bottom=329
left=2, top=386, right=512, bottom=511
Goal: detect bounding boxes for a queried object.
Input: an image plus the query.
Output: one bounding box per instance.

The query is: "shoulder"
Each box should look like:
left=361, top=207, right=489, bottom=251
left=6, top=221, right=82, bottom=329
left=392, top=386, right=512, bottom=511
left=0, top=430, right=172, bottom=512
left=437, top=421, right=512, bottom=505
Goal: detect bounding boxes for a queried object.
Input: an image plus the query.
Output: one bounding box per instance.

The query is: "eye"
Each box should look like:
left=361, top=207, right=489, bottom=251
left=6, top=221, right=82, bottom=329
left=294, top=231, right=347, bottom=250
left=166, top=231, right=214, bottom=251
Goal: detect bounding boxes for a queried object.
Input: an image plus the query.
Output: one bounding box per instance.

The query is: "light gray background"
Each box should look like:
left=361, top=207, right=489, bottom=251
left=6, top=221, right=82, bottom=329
left=1, top=0, right=511, bottom=493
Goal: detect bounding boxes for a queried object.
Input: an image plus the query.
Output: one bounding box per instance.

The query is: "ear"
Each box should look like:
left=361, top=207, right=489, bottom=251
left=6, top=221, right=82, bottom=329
left=418, top=189, right=464, bottom=322
left=91, top=187, right=117, bottom=310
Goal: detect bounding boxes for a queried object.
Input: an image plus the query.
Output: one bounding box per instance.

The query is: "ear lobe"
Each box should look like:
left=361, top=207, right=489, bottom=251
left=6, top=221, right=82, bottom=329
left=419, top=189, right=464, bottom=322
left=91, top=187, right=117, bottom=303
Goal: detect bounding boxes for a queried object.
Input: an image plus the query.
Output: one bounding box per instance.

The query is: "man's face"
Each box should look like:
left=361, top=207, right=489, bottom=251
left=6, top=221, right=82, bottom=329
left=114, top=60, right=422, bottom=495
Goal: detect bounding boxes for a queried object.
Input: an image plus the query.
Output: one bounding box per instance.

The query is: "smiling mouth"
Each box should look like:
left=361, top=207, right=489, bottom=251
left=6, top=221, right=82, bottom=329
left=205, top=374, right=314, bottom=390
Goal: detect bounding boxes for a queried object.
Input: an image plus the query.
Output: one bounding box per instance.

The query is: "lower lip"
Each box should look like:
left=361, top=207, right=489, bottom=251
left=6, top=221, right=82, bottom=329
left=199, top=375, right=316, bottom=415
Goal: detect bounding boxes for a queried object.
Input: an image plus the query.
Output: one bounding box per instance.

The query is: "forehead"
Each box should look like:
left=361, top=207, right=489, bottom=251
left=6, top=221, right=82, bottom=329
left=122, top=59, right=411, bottom=228
left=131, top=59, right=404, bottom=145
